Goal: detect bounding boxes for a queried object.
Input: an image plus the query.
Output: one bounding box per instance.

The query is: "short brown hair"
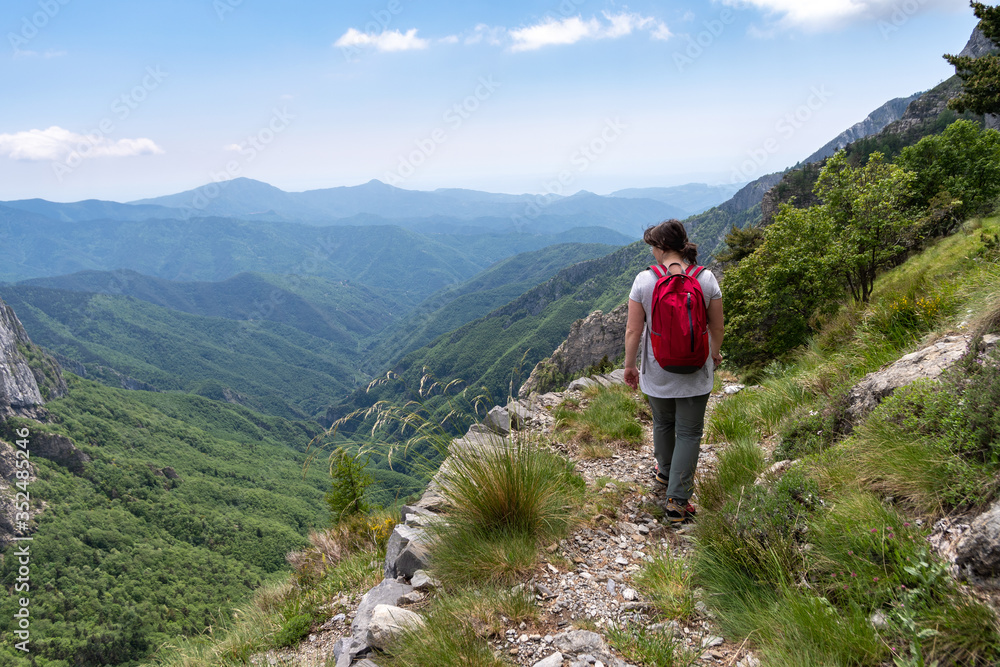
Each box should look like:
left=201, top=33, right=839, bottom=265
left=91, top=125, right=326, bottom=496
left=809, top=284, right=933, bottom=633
left=643, top=219, right=697, bottom=264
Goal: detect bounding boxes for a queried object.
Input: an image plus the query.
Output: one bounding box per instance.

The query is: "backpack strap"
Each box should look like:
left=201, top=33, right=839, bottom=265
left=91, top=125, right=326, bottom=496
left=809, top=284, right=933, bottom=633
left=649, top=264, right=667, bottom=278
left=686, top=265, right=705, bottom=278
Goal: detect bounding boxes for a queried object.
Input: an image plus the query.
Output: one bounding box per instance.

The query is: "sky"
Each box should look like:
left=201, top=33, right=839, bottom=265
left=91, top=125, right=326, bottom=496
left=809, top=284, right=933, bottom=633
left=0, top=0, right=981, bottom=202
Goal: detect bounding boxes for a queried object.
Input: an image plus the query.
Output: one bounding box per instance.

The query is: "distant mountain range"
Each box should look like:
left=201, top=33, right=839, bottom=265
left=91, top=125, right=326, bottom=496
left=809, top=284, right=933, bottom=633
left=0, top=177, right=743, bottom=239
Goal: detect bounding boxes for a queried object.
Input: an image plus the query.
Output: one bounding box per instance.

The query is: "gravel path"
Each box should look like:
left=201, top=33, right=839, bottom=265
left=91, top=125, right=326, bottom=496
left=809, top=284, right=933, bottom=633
left=259, top=382, right=762, bottom=667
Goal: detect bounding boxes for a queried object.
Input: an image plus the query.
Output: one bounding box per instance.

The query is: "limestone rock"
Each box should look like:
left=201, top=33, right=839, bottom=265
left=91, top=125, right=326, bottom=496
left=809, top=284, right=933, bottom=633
left=394, top=537, right=432, bottom=579
left=384, top=525, right=427, bottom=579
left=567, top=377, right=598, bottom=392
left=332, top=636, right=367, bottom=667
left=532, top=652, right=564, bottom=667
left=955, top=501, right=1000, bottom=578
left=350, top=579, right=414, bottom=636
left=520, top=303, right=628, bottom=396
left=32, top=432, right=90, bottom=474
left=484, top=406, right=511, bottom=435
left=845, top=335, right=970, bottom=425
left=365, top=604, right=425, bottom=650
left=552, top=629, right=607, bottom=654
left=507, top=399, right=531, bottom=429
left=0, top=300, right=47, bottom=420
left=411, top=569, right=441, bottom=591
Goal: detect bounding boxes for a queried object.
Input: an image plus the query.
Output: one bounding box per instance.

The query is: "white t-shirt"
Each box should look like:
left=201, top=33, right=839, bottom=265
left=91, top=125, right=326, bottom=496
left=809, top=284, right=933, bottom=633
left=628, top=265, right=722, bottom=398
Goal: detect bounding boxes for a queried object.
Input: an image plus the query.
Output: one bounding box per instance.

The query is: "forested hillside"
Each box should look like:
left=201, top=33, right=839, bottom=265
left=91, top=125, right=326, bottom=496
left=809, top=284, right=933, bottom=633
left=0, top=375, right=335, bottom=666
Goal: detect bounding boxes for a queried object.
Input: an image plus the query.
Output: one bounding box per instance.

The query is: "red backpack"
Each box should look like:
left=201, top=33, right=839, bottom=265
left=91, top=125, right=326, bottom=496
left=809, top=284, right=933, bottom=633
left=647, top=263, right=709, bottom=374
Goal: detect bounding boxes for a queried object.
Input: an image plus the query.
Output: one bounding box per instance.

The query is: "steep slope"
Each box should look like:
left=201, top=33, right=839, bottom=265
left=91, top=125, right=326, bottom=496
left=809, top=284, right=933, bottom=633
left=0, top=376, right=335, bottom=666
left=21, top=270, right=403, bottom=346
left=365, top=243, right=620, bottom=369
left=802, top=92, right=922, bottom=164
left=684, top=173, right=785, bottom=259
left=610, top=183, right=743, bottom=215
left=0, top=285, right=368, bottom=420
left=325, top=240, right=654, bottom=426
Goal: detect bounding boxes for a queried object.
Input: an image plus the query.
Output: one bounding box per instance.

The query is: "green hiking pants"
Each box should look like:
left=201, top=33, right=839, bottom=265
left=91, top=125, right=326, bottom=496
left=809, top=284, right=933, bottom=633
left=647, top=392, right=710, bottom=502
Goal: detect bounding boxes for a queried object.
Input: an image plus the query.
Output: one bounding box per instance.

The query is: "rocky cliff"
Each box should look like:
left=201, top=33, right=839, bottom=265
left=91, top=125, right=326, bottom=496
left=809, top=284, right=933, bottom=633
left=0, top=298, right=48, bottom=420
left=802, top=93, right=922, bottom=165
left=519, top=303, right=629, bottom=396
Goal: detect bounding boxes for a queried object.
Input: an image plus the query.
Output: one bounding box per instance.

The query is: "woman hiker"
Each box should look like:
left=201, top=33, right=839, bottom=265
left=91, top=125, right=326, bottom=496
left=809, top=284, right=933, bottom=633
left=623, top=219, right=724, bottom=524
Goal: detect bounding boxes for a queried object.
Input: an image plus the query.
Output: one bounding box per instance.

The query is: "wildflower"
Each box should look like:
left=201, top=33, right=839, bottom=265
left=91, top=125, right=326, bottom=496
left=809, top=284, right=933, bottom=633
left=903, top=523, right=910, bottom=527
left=848, top=550, right=853, bottom=555
left=851, top=572, right=857, bottom=577
left=871, top=528, right=877, bottom=533
left=873, top=577, right=879, bottom=582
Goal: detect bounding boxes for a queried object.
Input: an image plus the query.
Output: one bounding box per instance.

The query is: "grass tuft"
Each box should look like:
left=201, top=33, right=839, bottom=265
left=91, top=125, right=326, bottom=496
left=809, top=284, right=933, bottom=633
left=430, top=434, right=585, bottom=586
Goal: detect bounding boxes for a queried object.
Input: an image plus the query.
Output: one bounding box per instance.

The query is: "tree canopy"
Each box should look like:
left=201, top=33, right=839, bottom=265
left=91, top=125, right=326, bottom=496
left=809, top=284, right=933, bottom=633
left=945, top=2, right=1000, bottom=115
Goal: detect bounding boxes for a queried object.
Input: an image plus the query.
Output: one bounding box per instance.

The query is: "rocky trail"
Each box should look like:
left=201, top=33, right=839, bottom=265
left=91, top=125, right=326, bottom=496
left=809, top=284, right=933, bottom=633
left=256, top=373, right=760, bottom=667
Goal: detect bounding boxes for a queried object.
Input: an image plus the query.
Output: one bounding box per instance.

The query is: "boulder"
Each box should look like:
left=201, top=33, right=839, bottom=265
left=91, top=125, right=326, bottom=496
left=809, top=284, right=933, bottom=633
left=484, top=406, right=511, bottom=435
left=605, top=368, right=626, bottom=384
left=384, top=525, right=427, bottom=579
left=32, top=432, right=90, bottom=474
left=332, top=636, right=367, bottom=667
left=394, top=538, right=432, bottom=579
left=552, top=629, right=607, bottom=654
left=955, top=501, right=1000, bottom=578
left=845, top=335, right=970, bottom=424
left=567, top=377, right=598, bottom=392
left=365, top=604, right=425, bottom=650
left=350, top=579, right=414, bottom=636
left=507, top=399, right=532, bottom=429
left=532, top=653, right=564, bottom=667
left=411, top=569, right=441, bottom=591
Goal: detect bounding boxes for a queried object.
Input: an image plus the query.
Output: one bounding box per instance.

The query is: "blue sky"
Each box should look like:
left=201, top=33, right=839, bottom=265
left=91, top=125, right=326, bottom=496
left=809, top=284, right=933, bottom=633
left=0, top=0, right=979, bottom=202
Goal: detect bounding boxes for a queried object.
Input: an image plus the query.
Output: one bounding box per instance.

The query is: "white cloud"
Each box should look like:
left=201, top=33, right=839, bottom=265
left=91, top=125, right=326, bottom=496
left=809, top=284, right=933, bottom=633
left=509, top=12, right=670, bottom=52
left=0, top=126, right=163, bottom=161
left=334, top=27, right=429, bottom=52
left=12, top=49, right=67, bottom=59
left=721, top=0, right=957, bottom=31
left=465, top=24, right=506, bottom=46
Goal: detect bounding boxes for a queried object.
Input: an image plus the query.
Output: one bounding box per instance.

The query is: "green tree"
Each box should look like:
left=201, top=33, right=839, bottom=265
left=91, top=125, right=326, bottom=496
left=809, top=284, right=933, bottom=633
left=325, top=448, right=373, bottom=522
left=945, top=2, right=1000, bottom=115
left=815, top=151, right=917, bottom=303
left=896, top=119, right=1000, bottom=221
left=723, top=204, right=842, bottom=367
left=715, top=223, right=765, bottom=264
left=723, top=152, right=916, bottom=366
